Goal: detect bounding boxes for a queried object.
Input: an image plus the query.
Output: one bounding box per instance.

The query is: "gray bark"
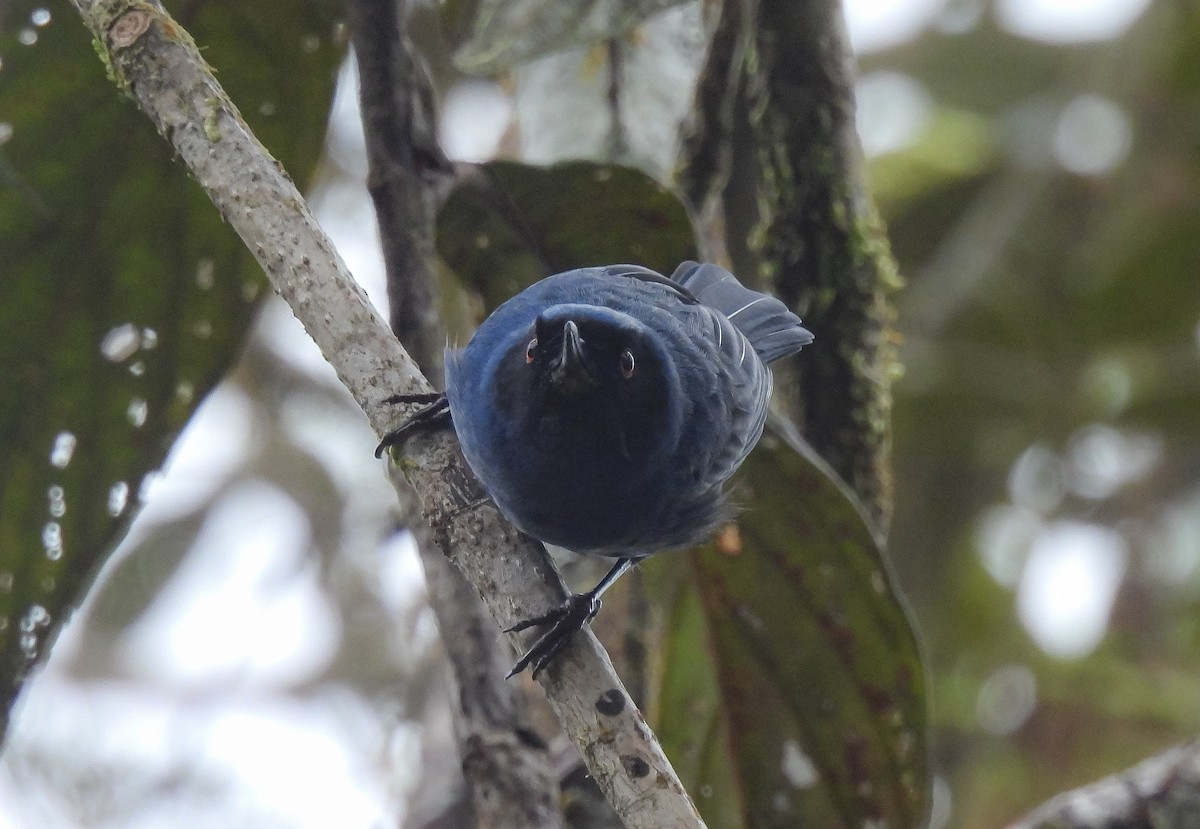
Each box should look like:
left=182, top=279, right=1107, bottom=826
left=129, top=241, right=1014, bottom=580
left=1010, top=740, right=1200, bottom=829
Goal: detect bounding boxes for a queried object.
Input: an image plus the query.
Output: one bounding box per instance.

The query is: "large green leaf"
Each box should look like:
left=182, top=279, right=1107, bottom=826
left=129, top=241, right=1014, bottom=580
left=650, top=421, right=929, bottom=828
left=652, top=572, right=746, bottom=828
left=435, top=158, right=698, bottom=311
left=0, top=0, right=344, bottom=735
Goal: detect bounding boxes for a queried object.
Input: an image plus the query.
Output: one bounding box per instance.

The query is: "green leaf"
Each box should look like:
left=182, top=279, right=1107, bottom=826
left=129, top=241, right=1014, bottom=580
left=650, top=420, right=930, bottom=828
left=652, top=573, right=747, bottom=828
left=0, top=0, right=344, bottom=734
left=435, top=159, right=698, bottom=310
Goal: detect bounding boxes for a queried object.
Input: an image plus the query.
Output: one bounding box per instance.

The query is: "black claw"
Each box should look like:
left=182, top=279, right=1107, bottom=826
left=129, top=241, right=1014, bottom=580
left=375, top=393, right=452, bottom=458
left=506, top=592, right=602, bottom=679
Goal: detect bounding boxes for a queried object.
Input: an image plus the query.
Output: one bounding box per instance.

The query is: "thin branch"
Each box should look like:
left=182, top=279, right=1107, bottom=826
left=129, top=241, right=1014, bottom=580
left=345, top=0, right=449, bottom=386
left=68, top=1, right=703, bottom=825
left=344, top=0, right=562, bottom=825
left=410, top=507, right=563, bottom=829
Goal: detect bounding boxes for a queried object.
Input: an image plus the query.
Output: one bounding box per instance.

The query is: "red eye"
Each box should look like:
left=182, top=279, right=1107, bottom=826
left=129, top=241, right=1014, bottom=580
left=620, top=349, right=635, bottom=379
left=526, top=338, right=537, bottom=364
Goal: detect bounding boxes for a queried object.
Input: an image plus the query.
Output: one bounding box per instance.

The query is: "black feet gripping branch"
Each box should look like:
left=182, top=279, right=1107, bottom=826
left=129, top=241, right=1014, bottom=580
left=505, top=557, right=640, bottom=678
left=374, top=392, right=451, bottom=458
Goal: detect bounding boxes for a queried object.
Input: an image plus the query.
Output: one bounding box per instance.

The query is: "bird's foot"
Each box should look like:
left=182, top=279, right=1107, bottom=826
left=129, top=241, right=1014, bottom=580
left=506, top=592, right=602, bottom=679
left=375, top=392, right=451, bottom=458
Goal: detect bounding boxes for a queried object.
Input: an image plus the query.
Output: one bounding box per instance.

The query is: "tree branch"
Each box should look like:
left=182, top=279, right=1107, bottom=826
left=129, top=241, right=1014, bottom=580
left=68, top=1, right=703, bottom=825
left=1009, top=739, right=1200, bottom=828
left=344, top=0, right=562, bottom=825
left=345, top=0, right=450, bottom=385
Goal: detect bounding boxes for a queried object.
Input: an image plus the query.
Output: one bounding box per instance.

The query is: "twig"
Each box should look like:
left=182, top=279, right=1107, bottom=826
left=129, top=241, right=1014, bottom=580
left=68, top=1, right=704, bottom=825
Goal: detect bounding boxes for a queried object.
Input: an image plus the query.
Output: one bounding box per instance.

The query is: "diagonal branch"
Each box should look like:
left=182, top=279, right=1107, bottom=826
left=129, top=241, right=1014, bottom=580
left=68, top=1, right=703, bottom=825
left=1009, top=739, right=1200, bottom=828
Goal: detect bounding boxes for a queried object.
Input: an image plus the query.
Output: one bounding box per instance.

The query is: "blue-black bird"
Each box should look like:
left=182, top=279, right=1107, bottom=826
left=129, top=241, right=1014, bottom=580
left=377, top=262, right=813, bottom=676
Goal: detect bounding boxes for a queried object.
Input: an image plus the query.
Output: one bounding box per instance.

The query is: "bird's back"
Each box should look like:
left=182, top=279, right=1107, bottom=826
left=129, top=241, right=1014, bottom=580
left=671, top=261, right=813, bottom=363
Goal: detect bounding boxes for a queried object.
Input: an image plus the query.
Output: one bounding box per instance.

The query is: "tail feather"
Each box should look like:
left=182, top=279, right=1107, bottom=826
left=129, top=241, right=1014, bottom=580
left=671, top=262, right=813, bottom=363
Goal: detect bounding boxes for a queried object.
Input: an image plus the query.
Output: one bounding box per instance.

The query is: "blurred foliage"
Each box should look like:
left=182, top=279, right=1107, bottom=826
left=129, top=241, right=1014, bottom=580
left=0, top=0, right=344, bottom=736
left=863, top=4, right=1200, bottom=826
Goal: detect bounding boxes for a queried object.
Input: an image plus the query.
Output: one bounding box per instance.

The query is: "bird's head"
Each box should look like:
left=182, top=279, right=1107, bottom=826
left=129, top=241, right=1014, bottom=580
left=486, top=302, right=685, bottom=459
left=525, top=305, right=654, bottom=398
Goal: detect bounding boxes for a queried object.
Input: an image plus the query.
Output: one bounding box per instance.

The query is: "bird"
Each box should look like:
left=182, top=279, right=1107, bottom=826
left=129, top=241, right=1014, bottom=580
left=377, top=261, right=813, bottom=677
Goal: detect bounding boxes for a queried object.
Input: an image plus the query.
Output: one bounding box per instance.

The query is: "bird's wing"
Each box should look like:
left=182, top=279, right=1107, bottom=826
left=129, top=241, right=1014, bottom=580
left=599, top=264, right=699, bottom=305
left=673, top=302, right=773, bottom=489
left=671, top=261, right=813, bottom=363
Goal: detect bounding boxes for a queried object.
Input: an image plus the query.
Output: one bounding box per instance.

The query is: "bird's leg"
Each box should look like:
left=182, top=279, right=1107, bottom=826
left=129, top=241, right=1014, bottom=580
left=374, top=392, right=451, bottom=458
left=506, top=556, right=642, bottom=678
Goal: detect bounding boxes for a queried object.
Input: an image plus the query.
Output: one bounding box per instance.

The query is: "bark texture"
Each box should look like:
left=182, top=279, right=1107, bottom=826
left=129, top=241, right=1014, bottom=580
left=1010, top=740, right=1200, bottom=829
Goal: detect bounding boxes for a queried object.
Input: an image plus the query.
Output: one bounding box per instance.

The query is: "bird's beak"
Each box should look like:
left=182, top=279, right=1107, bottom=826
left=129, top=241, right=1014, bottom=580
left=550, top=320, right=596, bottom=393
left=560, top=320, right=585, bottom=370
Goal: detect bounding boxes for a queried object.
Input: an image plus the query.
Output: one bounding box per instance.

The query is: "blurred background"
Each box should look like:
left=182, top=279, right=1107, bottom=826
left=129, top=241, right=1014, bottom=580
left=2, top=0, right=1199, bottom=826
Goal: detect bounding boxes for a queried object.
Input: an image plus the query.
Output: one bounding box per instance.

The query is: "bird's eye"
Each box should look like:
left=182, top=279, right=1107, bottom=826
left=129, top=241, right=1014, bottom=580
left=526, top=338, right=537, bottom=364
left=619, top=349, right=636, bottom=379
